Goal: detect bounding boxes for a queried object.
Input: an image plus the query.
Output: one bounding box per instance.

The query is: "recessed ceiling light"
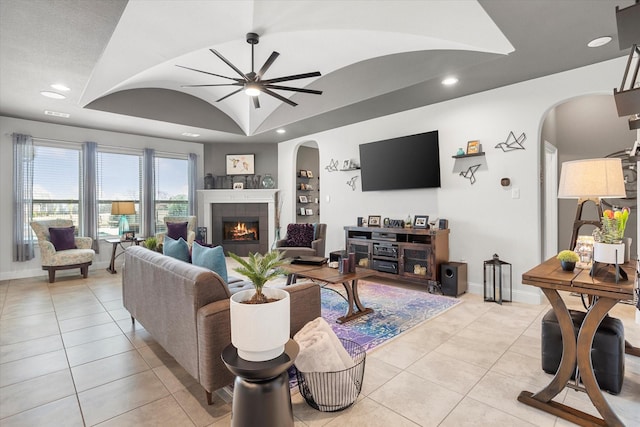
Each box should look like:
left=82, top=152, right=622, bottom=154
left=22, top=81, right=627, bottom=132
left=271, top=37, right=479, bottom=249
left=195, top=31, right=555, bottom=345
left=181, top=132, right=200, bottom=137
left=40, top=91, right=66, bottom=99
left=587, top=36, right=612, bottom=48
left=44, top=110, right=70, bottom=118
left=50, top=83, right=70, bottom=92
left=442, top=77, right=458, bottom=86
left=276, top=129, right=286, bottom=134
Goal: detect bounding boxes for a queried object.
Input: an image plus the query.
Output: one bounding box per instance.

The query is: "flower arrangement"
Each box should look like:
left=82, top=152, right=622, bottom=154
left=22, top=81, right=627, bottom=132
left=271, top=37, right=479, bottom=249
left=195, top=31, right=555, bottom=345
left=557, top=250, right=579, bottom=263
left=593, top=207, right=630, bottom=244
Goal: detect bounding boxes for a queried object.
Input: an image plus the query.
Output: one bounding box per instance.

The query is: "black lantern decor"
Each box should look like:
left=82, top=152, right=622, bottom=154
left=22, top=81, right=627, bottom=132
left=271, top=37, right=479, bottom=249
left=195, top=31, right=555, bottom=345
left=483, top=254, right=512, bottom=304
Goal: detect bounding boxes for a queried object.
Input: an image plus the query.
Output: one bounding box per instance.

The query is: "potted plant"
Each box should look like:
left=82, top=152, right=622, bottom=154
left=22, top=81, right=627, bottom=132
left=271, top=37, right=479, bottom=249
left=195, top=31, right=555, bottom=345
left=593, top=208, right=629, bottom=264
left=557, top=250, right=579, bottom=271
left=144, top=236, right=158, bottom=251
left=227, top=250, right=291, bottom=362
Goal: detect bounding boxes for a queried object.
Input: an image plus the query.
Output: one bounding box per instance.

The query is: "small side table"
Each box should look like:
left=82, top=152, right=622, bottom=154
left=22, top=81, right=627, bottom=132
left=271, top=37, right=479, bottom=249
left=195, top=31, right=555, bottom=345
left=105, top=237, right=145, bottom=274
left=222, top=340, right=299, bottom=427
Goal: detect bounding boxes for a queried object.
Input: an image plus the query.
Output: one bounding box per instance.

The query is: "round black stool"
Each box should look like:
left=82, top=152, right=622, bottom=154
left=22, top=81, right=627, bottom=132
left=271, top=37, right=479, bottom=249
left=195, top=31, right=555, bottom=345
left=222, top=339, right=299, bottom=427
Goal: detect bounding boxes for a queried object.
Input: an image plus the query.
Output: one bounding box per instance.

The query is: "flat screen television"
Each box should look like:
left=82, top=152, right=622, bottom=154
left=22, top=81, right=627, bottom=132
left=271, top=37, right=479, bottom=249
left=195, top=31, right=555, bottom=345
left=359, top=130, right=440, bottom=191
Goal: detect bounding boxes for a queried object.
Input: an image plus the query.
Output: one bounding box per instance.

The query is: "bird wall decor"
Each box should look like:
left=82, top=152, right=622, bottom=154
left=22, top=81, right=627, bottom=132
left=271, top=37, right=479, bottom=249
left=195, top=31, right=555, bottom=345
left=495, top=131, right=526, bottom=152
left=460, top=164, right=481, bottom=185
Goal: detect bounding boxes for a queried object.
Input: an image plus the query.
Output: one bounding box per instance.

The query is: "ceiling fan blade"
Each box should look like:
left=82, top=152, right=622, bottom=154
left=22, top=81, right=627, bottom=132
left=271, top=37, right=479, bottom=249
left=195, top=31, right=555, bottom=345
left=252, top=96, right=261, bottom=109
left=216, top=88, right=244, bottom=102
left=261, top=88, right=298, bottom=107
left=264, top=84, right=323, bottom=95
left=260, top=71, right=321, bottom=84
left=210, top=49, right=249, bottom=81
left=175, top=65, right=243, bottom=82
left=256, top=51, right=280, bottom=80
left=181, top=83, right=243, bottom=88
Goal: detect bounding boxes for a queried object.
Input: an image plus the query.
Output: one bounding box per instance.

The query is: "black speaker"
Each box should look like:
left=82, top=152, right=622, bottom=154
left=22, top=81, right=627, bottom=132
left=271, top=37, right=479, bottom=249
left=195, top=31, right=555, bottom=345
left=440, top=262, right=467, bottom=297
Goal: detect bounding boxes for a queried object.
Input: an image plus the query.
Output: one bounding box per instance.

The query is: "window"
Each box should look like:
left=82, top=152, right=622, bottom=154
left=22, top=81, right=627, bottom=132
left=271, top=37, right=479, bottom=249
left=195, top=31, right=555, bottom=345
left=155, top=155, right=189, bottom=233
left=97, top=151, right=142, bottom=237
left=32, top=143, right=81, bottom=226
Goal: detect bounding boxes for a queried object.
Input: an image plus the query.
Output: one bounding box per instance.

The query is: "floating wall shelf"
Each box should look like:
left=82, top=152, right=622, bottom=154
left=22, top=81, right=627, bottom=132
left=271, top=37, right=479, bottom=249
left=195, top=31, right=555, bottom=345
left=452, top=152, right=486, bottom=159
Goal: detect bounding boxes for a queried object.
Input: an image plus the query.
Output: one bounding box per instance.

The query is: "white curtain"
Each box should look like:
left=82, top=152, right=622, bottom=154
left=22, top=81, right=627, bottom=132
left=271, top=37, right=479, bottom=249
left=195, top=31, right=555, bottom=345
left=13, top=133, right=34, bottom=261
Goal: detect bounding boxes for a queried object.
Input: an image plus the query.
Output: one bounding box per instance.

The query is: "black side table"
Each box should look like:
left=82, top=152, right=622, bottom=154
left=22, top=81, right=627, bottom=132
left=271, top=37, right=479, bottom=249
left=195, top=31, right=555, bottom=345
left=222, top=339, right=299, bottom=427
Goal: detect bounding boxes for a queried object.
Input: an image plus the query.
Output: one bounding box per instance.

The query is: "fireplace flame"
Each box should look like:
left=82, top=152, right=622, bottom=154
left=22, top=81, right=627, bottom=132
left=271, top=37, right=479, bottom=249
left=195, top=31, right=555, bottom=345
left=225, top=220, right=258, bottom=241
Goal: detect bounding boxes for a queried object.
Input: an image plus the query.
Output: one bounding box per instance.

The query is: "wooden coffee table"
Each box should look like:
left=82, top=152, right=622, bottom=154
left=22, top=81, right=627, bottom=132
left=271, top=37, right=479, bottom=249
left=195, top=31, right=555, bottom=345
left=284, top=264, right=375, bottom=323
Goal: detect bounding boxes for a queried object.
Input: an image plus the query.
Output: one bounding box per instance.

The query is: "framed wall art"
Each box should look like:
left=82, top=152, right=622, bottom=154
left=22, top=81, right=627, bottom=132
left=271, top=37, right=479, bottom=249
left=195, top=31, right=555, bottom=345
left=226, top=154, right=255, bottom=175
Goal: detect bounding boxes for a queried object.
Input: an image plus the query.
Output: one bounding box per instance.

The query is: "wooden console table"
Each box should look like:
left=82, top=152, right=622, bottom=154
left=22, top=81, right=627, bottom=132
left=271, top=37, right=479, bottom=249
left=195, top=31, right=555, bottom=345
left=519, top=258, right=637, bottom=426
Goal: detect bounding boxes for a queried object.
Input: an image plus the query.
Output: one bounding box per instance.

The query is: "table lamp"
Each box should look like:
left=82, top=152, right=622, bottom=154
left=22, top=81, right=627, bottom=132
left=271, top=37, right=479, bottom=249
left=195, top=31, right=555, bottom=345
left=557, top=158, right=627, bottom=251
left=111, top=201, right=136, bottom=236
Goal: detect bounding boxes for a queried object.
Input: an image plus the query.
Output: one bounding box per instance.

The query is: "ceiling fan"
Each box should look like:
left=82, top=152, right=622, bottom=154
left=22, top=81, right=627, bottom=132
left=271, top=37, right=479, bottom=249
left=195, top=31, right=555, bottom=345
left=177, top=32, right=322, bottom=109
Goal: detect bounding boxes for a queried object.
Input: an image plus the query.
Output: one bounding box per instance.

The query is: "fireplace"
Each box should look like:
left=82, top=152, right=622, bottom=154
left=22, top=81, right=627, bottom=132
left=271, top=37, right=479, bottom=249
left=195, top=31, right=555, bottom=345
left=223, top=218, right=259, bottom=242
left=198, top=189, right=278, bottom=257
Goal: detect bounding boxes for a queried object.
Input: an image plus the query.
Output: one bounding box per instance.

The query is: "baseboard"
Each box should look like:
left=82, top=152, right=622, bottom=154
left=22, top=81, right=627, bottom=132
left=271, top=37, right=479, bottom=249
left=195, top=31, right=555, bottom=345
left=0, top=261, right=111, bottom=282
left=467, top=282, right=543, bottom=305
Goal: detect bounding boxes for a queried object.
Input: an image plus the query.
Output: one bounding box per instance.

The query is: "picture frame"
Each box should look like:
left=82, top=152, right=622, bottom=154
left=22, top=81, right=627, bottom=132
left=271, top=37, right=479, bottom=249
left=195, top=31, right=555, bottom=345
left=233, top=182, right=244, bottom=190
left=306, top=208, right=313, bottom=215
left=299, top=183, right=307, bottom=190
left=196, top=226, right=207, bottom=243
left=413, top=215, right=429, bottom=229
left=226, top=154, right=255, bottom=175
left=342, top=160, right=350, bottom=170
left=438, top=218, right=449, bottom=230
left=122, top=231, right=135, bottom=241
left=300, top=208, right=306, bottom=216
left=299, top=195, right=308, bottom=203
left=368, top=215, right=381, bottom=227
left=306, top=170, right=313, bottom=178
left=299, top=170, right=308, bottom=177
left=466, top=140, right=480, bottom=154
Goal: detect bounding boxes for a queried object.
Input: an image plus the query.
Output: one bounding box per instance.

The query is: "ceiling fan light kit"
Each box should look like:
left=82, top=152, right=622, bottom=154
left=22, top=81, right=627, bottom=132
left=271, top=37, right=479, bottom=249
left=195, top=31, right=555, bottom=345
left=178, top=32, right=322, bottom=108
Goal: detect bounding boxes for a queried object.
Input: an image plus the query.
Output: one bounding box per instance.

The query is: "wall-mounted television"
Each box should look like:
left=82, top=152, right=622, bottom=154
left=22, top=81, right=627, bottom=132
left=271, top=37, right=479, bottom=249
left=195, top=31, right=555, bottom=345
left=359, top=130, right=440, bottom=191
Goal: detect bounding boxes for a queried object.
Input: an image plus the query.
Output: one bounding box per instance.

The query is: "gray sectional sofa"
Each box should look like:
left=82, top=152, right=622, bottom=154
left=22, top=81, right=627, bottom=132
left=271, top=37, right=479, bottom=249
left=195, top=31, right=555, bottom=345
left=122, top=246, right=321, bottom=404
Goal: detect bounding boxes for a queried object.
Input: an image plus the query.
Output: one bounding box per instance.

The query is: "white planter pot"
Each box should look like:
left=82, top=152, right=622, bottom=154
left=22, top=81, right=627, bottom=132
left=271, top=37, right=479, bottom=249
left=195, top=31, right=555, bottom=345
left=593, top=242, right=625, bottom=264
left=230, top=287, right=290, bottom=362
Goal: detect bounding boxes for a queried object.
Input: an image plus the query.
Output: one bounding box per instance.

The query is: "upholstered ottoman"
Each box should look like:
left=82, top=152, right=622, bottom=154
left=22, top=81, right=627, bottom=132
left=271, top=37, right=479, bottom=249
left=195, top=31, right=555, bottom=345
left=541, top=309, right=625, bottom=394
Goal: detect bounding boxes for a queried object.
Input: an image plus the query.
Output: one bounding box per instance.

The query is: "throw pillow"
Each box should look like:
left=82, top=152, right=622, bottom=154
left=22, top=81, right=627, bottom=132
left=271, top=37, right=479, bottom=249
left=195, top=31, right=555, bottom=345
left=286, top=223, right=315, bottom=248
left=167, top=221, right=188, bottom=241
left=49, top=226, right=77, bottom=251
left=192, top=242, right=228, bottom=283
left=163, top=236, right=190, bottom=263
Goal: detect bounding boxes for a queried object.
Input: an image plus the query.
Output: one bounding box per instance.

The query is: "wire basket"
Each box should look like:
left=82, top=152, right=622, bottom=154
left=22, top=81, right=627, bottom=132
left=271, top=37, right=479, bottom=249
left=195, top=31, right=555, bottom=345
left=295, top=338, right=366, bottom=412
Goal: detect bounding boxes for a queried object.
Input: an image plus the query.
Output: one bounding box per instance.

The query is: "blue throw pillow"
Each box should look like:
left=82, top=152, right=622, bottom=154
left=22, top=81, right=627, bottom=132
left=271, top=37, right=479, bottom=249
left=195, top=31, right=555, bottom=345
left=192, top=242, right=228, bottom=283
left=163, top=236, right=190, bottom=263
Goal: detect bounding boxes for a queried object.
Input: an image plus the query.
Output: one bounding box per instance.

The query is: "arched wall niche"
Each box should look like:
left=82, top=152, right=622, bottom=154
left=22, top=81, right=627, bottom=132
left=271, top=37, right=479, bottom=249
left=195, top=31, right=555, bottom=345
left=540, top=93, right=637, bottom=258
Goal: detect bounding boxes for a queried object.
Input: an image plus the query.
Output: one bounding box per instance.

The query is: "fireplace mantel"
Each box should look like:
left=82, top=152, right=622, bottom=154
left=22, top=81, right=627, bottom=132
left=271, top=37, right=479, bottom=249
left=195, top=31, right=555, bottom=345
left=198, top=189, right=279, bottom=247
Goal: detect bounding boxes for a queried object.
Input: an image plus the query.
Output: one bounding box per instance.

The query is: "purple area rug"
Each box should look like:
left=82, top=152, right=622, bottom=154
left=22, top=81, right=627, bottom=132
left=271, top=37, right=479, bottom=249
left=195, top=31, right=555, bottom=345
left=321, top=280, right=462, bottom=352
left=286, top=281, right=462, bottom=391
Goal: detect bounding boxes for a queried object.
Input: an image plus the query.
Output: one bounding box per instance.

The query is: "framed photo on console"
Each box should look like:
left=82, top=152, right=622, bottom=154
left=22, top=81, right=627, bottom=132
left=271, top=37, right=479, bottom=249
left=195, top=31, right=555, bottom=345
left=368, top=215, right=381, bottom=227
left=413, top=215, right=429, bottom=229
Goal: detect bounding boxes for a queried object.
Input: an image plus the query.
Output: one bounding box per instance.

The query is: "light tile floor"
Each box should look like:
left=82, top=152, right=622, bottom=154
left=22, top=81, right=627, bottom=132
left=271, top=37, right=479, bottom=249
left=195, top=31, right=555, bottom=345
left=1, top=263, right=639, bottom=426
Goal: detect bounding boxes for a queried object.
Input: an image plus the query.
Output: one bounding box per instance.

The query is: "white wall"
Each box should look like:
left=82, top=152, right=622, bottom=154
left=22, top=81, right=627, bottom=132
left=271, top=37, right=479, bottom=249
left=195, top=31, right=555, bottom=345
left=278, top=57, right=628, bottom=304
left=0, top=116, right=204, bottom=281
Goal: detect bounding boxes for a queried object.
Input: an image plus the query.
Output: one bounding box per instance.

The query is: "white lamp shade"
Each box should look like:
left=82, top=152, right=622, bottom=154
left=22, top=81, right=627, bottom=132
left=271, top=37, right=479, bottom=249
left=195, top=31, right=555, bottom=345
left=557, top=158, right=627, bottom=199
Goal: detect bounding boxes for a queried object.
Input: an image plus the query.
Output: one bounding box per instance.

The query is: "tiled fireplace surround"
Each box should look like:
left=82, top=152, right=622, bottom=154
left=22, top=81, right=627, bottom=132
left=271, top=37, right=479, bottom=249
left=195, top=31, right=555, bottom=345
left=197, top=189, right=278, bottom=256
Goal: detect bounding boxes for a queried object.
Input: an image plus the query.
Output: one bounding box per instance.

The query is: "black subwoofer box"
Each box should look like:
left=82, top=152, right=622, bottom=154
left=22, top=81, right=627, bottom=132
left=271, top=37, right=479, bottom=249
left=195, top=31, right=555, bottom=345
left=541, top=309, right=624, bottom=395
left=440, top=262, right=467, bottom=297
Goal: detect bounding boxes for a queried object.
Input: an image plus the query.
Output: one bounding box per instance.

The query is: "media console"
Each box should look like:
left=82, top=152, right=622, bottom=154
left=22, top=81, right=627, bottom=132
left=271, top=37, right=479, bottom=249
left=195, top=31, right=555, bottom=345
left=344, top=226, right=449, bottom=286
